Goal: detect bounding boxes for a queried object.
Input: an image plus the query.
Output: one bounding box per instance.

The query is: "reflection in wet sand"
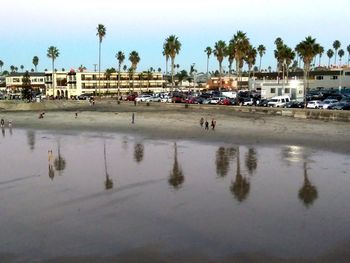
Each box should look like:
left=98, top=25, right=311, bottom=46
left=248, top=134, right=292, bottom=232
left=134, top=143, right=144, bottom=163
left=168, top=142, right=184, bottom=189
left=230, top=147, right=250, bottom=202
left=299, top=161, right=318, bottom=207
left=104, top=140, right=113, bottom=190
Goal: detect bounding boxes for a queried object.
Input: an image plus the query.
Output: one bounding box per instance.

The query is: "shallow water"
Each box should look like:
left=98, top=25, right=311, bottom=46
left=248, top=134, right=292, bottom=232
left=0, top=128, right=349, bottom=262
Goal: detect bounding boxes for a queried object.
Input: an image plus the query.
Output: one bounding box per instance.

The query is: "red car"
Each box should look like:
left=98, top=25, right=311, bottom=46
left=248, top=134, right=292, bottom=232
left=125, top=94, right=138, bottom=101
left=185, top=97, right=199, bottom=104
left=218, top=98, right=232, bottom=105
left=172, top=96, right=186, bottom=103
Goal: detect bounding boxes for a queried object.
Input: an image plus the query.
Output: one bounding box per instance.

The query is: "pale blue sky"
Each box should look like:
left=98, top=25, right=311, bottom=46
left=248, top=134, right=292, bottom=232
left=1, top=0, right=349, bottom=73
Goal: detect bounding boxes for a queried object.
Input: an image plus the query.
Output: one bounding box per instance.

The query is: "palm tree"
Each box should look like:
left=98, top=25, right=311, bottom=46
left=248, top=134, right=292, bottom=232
left=129, top=51, right=140, bottom=92
left=96, top=24, right=106, bottom=97
left=338, top=49, right=345, bottom=66
left=32, top=56, right=39, bottom=72
left=116, top=51, right=125, bottom=99
left=225, top=43, right=235, bottom=77
left=213, top=40, right=226, bottom=91
left=333, top=40, right=341, bottom=65
left=244, top=45, right=257, bottom=79
left=295, top=36, right=320, bottom=107
left=347, top=45, right=350, bottom=66
left=10, top=65, right=15, bottom=73
left=20, top=65, right=24, bottom=72
left=317, top=46, right=324, bottom=67
left=164, top=35, right=181, bottom=92
left=78, top=64, right=87, bottom=72
left=230, top=31, right=250, bottom=90
left=47, top=46, right=59, bottom=98
left=0, top=60, right=3, bottom=73
left=257, top=44, right=266, bottom=72
left=54, top=139, right=66, bottom=176
left=327, top=49, right=334, bottom=68
left=204, top=46, right=212, bottom=80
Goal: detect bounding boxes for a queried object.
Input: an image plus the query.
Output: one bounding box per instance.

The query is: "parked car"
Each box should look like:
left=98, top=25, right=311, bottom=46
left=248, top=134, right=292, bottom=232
left=257, top=99, right=270, bottom=107
left=209, top=96, right=225, bottom=104
left=172, top=96, right=186, bottom=103
left=267, top=95, right=290, bottom=107
left=148, top=96, right=162, bottom=102
left=160, top=96, right=172, bottom=103
left=322, top=99, right=339, bottom=109
left=135, top=94, right=152, bottom=102
left=125, top=94, right=138, bottom=101
left=328, top=102, right=350, bottom=110
left=243, top=98, right=254, bottom=106
left=78, top=93, right=94, bottom=100
left=306, top=100, right=323, bottom=109
left=284, top=100, right=304, bottom=108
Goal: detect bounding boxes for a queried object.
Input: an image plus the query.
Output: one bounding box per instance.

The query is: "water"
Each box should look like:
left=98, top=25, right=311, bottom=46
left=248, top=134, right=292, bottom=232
left=0, top=128, right=349, bottom=262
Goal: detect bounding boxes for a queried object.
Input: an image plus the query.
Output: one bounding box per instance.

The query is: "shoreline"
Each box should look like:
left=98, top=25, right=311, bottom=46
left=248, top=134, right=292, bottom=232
left=1, top=101, right=349, bottom=154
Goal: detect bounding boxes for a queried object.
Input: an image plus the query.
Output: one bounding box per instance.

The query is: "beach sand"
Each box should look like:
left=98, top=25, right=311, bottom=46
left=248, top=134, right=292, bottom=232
left=1, top=100, right=349, bottom=153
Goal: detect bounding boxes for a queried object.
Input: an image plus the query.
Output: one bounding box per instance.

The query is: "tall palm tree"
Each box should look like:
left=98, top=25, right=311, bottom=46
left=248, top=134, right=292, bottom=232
left=116, top=51, right=125, bottom=98
left=162, top=43, right=170, bottom=76
left=347, top=45, right=350, bottom=66
left=327, top=49, right=334, bottom=68
left=317, top=46, right=324, bottom=67
left=225, top=43, right=235, bottom=77
left=257, top=44, right=266, bottom=72
left=333, top=40, right=341, bottom=65
left=47, top=46, right=59, bottom=98
left=204, top=46, right=212, bottom=80
left=244, top=45, right=257, bottom=78
left=20, top=65, right=24, bottom=72
left=129, top=51, right=140, bottom=92
left=338, top=49, right=345, bottom=66
left=0, top=60, right=3, bottom=73
left=164, top=35, right=181, bottom=92
left=230, top=31, right=250, bottom=90
left=32, top=56, right=39, bottom=72
left=10, top=65, right=15, bottom=73
left=96, top=24, right=106, bottom=97
left=295, top=36, right=320, bottom=107
left=213, top=40, right=226, bottom=91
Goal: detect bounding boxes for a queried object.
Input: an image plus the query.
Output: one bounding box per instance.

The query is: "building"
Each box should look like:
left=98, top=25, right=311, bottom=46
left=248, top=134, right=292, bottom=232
left=250, top=68, right=350, bottom=100
left=5, top=70, right=165, bottom=98
left=5, top=72, right=46, bottom=94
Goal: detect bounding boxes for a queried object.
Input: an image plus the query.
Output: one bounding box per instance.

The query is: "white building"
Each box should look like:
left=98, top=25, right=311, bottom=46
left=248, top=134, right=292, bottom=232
left=250, top=68, right=350, bottom=100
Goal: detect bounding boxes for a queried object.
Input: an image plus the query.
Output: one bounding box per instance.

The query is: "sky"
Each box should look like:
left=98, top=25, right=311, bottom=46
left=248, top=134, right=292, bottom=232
left=1, top=0, right=350, bottom=74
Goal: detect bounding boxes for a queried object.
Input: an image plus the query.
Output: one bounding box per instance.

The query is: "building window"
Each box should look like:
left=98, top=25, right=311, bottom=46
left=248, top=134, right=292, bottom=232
left=284, top=88, right=290, bottom=93
left=345, top=72, right=350, bottom=76
left=315, top=76, right=323, bottom=80
left=331, top=76, right=338, bottom=80
left=92, top=75, right=96, bottom=80
left=270, top=88, right=276, bottom=94
left=81, top=74, right=85, bottom=80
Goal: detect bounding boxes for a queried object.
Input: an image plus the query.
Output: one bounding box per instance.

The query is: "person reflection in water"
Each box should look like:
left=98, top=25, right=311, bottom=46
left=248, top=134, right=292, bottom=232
left=48, top=150, right=55, bottom=180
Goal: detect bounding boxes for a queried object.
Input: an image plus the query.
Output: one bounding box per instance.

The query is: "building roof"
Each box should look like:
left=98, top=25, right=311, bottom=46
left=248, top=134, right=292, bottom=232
left=7, top=72, right=46, bottom=77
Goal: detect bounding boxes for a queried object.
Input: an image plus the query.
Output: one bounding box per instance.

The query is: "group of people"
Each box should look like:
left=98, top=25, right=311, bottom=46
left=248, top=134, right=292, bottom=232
left=1, top=118, right=12, bottom=128
left=200, top=117, right=216, bottom=130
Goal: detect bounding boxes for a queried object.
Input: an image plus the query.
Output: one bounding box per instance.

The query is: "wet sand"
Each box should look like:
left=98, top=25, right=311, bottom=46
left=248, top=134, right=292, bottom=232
left=1, top=101, right=349, bottom=154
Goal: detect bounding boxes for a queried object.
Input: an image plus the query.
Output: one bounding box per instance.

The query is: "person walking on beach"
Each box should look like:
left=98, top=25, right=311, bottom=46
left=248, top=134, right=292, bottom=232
left=0, top=118, right=4, bottom=128
left=205, top=120, right=209, bottom=130
left=211, top=118, right=216, bottom=130
left=200, top=117, right=204, bottom=128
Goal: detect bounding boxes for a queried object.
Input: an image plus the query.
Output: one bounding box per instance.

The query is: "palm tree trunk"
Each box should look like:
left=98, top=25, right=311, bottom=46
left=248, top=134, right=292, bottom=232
left=219, top=61, right=222, bottom=92
left=98, top=41, right=101, bottom=98
left=166, top=58, right=168, bottom=76
left=171, top=58, right=174, bottom=93
left=235, top=60, right=240, bottom=90
left=328, top=57, right=331, bottom=68
left=52, top=59, right=55, bottom=99
left=259, top=56, right=262, bottom=72
left=206, top=56, right=209, bottom=80
left=118, top=65, right=121, bottom=101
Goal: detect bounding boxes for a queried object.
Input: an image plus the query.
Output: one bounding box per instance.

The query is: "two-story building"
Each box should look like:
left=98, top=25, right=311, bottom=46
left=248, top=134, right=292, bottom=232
left=5, top=72, right=46, bottom=94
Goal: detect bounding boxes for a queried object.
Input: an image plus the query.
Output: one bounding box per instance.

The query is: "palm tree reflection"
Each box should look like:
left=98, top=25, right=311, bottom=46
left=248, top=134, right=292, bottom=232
left=104, top=140, right=113, bottom=190
left=169, top=142, right=184, bottom=189
left=216, top=147, right=236, bottom=177
left=27, top=130, right=35, bottom=151
left=48, top=150, right=54, bottom=180
left=245, top=148, right=257, bottom=176
left=298, top=161, right=318, bottom=207
left=134, top=143, right=144, bottom=163
left=54, top=139, right=66, bottom=176
left=230, top=147, right=250, bottom=202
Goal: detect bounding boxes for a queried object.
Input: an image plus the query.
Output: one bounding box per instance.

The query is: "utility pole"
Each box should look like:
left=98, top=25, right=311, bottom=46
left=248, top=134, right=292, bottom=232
left=93, top=64, right=97, bottom=72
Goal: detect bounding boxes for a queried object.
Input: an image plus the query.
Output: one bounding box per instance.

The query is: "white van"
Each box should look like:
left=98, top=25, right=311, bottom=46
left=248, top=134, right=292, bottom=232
left=267, top=95, right=290, bottom=107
